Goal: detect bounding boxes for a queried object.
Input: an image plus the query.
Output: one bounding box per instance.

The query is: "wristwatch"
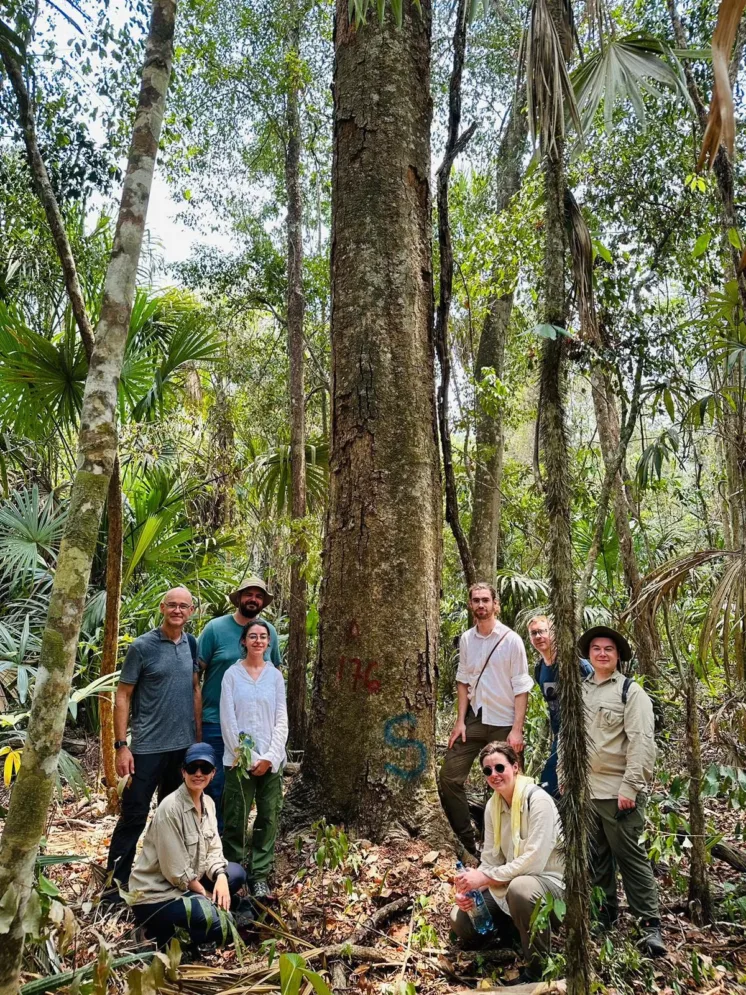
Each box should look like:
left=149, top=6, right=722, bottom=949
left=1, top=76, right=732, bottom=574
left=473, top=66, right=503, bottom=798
left=114, top=740, right=128, bottom=749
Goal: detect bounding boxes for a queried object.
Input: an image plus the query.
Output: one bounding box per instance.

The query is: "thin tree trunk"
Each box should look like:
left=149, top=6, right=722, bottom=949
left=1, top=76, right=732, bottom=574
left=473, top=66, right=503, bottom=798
left=469, top=104, right=528, bottom=581
left=435, top=0, right=476, bottom=589
left=539, top=2, right=592, bottom=989
left=285, top=7, right=308, bottom=750
left=297, top=0, right=442, bottom=839
left=576, top=356, right=643, bottom=619
left=0, top=50, right=96, bottom=359
left=100, top=455, right=123, bottom=813
left=685, top=667, right=712, bottom=923
left=589, top=366, right=661, bottom=676
left=0, top=3, right=176, bottom=987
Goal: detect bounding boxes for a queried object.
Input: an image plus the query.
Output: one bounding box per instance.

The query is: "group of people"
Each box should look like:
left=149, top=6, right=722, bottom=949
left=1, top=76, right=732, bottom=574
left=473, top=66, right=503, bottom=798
left=103, top=573, right=664, bottom=980
left=104, top=575, right=287, bottom=949
left=441, top=582, right=664, bottom=986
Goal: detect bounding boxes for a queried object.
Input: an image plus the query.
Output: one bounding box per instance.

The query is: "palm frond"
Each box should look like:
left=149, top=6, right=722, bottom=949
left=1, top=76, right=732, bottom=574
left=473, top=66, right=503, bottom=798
left=572, top=32, right=695, bottom=135
left=0, top=486, right=67, bottom=588
left=522, top=0, right=582, bottom=155
left=253, top=441, right=329, bottom=515
left=698, top=0, right=746, bottom=169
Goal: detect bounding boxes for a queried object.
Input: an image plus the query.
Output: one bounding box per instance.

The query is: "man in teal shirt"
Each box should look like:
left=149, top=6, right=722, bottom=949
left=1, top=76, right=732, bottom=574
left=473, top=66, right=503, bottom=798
left=199, top=575, right=281, bottom=829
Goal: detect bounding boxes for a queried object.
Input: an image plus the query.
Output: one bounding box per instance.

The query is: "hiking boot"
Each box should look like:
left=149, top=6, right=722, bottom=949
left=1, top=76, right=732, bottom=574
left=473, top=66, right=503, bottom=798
left=591, top=906, right=619, bottom=936
left=232, top=896, right=256, bottom=927
left=251, top=880, right=276, bottom=902
left=638, top=924, right=667, bottom=958
left=99, top=888, right=126, bottom=910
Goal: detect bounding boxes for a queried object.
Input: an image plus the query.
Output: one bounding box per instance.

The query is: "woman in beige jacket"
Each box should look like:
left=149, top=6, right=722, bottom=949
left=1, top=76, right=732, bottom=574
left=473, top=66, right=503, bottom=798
left=452, top=742, right=565, bottom=985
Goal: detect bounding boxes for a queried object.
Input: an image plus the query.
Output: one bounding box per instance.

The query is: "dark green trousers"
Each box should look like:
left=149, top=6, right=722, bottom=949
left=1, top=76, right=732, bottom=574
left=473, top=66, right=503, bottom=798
left=589, top=797, right=659, bottom=923
left=222, top=766, right=283, bottom=883
left=438, top=707, right=511, bottom=852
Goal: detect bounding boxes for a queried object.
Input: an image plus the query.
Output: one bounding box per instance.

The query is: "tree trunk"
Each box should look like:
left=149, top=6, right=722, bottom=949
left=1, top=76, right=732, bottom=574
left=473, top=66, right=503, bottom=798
left=469, top=105, right=528, bottom=581
left=685, top=667, right=712, bottom=924
left=297, top=0, right=441, bottom=839
left=285, top=7, right=308, bottom=750
left=434, top=0, right=476, bottom=590
left=538, top=2, right=592, bottom=986
left=100, top=454, right=123, bottom=812
left=0, top=3, right=176, bottom=987
left=589, top=366, right=661, bottom=676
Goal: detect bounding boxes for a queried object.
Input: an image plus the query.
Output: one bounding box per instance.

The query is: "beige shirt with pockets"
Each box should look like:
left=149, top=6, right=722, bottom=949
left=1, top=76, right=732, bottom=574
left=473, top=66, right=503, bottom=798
left=479, top=785, right=565, bottom=912
left=129, top=783, right=228, bottom=904
left=582, top=670, right=656, bottom=802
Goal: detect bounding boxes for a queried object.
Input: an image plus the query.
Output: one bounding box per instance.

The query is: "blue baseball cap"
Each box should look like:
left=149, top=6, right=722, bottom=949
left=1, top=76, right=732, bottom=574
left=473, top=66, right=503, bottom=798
left=184, top=743, right=217, bottom=768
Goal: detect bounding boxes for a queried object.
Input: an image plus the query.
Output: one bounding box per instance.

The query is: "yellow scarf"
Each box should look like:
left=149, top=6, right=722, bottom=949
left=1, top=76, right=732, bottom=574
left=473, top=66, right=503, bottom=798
left=488, top=774, right=535, bottom=859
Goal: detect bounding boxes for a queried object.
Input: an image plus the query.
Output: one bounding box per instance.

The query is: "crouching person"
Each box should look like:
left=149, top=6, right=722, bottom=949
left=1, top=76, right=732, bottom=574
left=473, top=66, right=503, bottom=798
left=129, top=744, right=249, bottom=950
left=451, top=742, right=564, bottom=986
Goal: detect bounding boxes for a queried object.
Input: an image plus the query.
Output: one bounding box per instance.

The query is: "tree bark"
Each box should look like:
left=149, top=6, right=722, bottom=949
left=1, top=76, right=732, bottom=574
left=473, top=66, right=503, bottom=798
left=100, top=454, right=123, bottom=812
left=0, top=3, right=176, bottom=988
left=298, top=0, right=441, bottom=839
left=469, top=105, right=528, bottom=581
left=0, top=50, right=96, bottom=359
left=685, top=667, right=712, bottom=924
left=285, top=7, right=308, bottom=750
left=539, top=3, right=592, bottom=990
left=434, top=0, right=476, bottom=589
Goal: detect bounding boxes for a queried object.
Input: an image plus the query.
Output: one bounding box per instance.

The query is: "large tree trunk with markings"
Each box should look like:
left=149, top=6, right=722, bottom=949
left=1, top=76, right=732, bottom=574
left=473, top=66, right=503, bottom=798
left=296, top=0, right=442, bottom=840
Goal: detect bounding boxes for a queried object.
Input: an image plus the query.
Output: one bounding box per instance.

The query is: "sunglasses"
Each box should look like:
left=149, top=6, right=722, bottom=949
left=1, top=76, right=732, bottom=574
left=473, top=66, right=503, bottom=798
left=482, top=763, right=509, bottom=776
left=185, top=761, right=215, bottom=776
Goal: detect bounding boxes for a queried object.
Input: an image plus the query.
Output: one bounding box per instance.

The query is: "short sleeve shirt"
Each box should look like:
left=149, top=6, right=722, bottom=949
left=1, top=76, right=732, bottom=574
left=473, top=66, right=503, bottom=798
left=198, top=614, right=281, bottom=725
left=119, top=628, right=198, bottom=754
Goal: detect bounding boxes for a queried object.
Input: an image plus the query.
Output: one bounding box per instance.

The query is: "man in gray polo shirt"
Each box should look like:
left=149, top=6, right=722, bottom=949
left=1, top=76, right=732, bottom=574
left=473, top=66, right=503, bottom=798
left=105, top=586, right=201, bottom=896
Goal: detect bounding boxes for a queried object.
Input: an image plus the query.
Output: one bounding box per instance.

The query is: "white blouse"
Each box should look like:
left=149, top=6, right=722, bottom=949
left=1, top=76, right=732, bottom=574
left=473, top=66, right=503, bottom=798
left=219, top=661, right=288, bottom=772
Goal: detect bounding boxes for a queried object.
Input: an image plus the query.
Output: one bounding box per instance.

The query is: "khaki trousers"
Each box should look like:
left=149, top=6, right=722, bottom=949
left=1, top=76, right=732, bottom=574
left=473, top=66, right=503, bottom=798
left=438, top=707, right=511, bottom=852
left=589, top=797, right=659, bottom=923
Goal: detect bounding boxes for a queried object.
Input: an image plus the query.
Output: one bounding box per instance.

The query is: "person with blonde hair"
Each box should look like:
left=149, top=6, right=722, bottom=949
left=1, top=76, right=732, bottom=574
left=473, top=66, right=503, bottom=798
left=528, top=614, right=591, bottom=798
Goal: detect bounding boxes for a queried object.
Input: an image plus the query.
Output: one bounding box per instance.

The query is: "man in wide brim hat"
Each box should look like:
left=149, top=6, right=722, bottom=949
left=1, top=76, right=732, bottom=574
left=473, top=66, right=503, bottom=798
left=577, top=625, right=632, bottom=663
left=229, top=575, right=274, bottom=608
left=578, top=623, right=666, bottom=957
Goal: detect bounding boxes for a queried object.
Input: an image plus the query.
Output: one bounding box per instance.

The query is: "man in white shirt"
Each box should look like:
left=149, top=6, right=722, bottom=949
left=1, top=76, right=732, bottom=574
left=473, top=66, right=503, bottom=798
left=438, top=582, right=533, bottom=856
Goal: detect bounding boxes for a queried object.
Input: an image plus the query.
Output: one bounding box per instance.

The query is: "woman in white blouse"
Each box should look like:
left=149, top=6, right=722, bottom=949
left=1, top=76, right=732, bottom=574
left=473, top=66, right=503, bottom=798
left=452, top=742, right=565, bottom=985
left=220, top=619, right=288, bottom=901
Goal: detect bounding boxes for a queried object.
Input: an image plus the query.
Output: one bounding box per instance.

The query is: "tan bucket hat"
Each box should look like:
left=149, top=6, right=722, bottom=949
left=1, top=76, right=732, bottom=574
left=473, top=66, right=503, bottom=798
left=229, top=574, right=274, bottom=608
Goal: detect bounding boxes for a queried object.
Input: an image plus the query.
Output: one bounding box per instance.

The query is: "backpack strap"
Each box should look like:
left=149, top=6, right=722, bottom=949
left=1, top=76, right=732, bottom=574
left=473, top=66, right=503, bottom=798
left=525, top=784, right=539, bottom=813
left=187, top=633, right=199, bottom=669
left=534, top=660, right=542, bottom=688
left=621, top=676, right=632, bottom=705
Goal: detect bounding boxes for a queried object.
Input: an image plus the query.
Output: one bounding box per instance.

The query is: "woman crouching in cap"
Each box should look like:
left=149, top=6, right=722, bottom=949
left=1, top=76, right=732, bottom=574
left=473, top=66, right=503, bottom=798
left=129, top=743, right=250, bottom=950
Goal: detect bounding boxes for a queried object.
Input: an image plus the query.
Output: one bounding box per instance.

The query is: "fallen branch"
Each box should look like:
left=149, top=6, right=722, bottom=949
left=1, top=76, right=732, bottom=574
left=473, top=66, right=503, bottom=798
left=711, top=840, right=746, bottom=872
left=352, top=897, right=411, bottom=946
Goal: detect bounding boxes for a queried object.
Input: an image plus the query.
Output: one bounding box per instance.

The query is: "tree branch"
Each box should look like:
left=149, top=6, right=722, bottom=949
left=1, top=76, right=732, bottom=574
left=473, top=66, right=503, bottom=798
left=0, top=48, right=95, bottom=361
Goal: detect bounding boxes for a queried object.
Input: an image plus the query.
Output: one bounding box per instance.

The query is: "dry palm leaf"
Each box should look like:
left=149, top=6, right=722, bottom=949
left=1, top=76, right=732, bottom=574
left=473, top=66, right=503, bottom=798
left=521, top=0, right=582, bottom=157
left=698, top=0, right=746, bottom=170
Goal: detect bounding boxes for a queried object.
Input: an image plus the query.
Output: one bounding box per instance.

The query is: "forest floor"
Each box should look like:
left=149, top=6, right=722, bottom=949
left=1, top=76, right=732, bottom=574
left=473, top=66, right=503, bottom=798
left=13, top=737, right=746, bottom=995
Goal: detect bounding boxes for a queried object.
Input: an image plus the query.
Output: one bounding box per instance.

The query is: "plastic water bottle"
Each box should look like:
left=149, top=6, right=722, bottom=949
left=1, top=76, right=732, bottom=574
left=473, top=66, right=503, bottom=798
left=455, top=860, right=494, bottom=935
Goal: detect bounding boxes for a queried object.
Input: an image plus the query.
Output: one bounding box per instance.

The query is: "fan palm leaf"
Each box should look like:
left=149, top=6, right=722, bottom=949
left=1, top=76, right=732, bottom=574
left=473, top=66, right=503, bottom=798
left=253, top=441, right=329, bottom=515
left=0, top=486, right=67, bottom=587
left=572, top=33, right=695, bottom=135
left=0, top=302, right=86, bottom=436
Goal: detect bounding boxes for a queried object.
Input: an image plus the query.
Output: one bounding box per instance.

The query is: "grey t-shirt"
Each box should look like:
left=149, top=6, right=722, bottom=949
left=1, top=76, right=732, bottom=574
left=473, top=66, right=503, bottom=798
left=120, top=628, right=198, bottom=754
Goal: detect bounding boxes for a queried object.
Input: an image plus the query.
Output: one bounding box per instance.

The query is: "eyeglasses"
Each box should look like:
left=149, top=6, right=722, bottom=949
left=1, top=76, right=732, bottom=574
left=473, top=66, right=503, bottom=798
left=529, top=628, right=549, bottom=637
left=164, top=602, right=193, bottom=611
left=482, top=763, right=508, bottom=776
left=185, top=761, right=214, bottom=775
left=246, top=633, right=268, bottom=641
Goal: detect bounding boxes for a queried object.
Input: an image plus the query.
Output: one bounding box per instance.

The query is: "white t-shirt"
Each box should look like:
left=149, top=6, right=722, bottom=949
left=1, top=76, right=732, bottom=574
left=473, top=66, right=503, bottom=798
left=455, top=621, right=533, bottom=726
